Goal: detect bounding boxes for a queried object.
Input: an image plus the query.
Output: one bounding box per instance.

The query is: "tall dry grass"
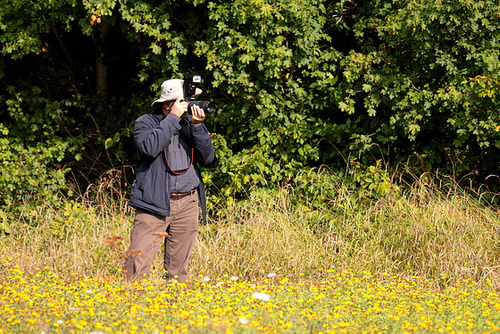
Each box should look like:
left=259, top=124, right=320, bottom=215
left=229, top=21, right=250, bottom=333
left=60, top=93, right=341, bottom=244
left=0, top=171, right=134, bottom=278
left=1, top=171, right=499, bottom=288
left=190, top=180, right=500, bottom=287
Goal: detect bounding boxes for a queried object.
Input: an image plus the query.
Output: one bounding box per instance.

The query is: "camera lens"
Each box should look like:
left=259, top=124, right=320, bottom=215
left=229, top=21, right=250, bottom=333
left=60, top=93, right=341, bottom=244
left=188, top=100, right=215, bottom=114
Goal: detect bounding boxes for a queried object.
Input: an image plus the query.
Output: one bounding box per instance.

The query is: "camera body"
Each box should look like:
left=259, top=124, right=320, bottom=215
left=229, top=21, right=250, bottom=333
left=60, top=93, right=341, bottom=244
left=183, top=75, right=215, bottom=114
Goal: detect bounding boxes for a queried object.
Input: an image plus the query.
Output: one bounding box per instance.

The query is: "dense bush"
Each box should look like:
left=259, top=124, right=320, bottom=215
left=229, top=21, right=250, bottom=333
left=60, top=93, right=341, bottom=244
left=331, top=0, right=500, bottom=179
left=1, top=0, right=500, bottom=210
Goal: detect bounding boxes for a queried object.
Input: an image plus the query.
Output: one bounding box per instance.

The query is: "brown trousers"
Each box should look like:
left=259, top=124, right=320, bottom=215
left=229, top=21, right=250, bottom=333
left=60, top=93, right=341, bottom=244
left=123, top=191, right=199, bottom=283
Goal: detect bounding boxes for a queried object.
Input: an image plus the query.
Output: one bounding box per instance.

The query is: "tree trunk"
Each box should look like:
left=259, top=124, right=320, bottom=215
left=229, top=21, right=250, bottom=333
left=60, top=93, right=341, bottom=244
left=93, top=19, right=110, bottom=101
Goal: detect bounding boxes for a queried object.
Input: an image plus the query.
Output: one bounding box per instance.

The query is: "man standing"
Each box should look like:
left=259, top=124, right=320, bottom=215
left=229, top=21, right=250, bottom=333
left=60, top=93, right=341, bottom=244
left=124, top=78, right=215, bottom=283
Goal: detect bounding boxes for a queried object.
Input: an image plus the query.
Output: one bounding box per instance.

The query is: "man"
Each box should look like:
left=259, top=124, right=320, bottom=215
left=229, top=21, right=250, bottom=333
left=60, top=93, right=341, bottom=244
left=124, top=78, right=215, bottom=283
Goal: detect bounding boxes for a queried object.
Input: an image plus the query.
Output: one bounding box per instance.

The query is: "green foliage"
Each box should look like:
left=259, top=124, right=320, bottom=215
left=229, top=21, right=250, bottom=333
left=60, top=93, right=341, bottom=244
left=331, top=0, right=500, bottom=179
left=119, top=0, right=189, bottom=80
left=0, top=209, right=10, bottom=235
left=349, top=159, right=400, bottom=196
left=2, top=0, right=500, bottom=212
left=191, top=0, right=340, bottom=196
left=0, top=120, right=71, bottom=210
left=50, top=201, right=97, bottom=238
left=280, top=163, right=400, bottom=229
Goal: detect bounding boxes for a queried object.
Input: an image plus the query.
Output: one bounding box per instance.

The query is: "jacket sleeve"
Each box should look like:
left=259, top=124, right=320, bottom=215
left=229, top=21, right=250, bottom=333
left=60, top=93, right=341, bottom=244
left=134, top=113, right=181, bottom=158
left=190, top=122, right=215, bottom=167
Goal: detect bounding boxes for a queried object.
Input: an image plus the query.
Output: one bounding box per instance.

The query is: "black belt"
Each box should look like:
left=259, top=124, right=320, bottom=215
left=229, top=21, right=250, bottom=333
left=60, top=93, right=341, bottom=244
left=170, top=189, right=196, bottom=200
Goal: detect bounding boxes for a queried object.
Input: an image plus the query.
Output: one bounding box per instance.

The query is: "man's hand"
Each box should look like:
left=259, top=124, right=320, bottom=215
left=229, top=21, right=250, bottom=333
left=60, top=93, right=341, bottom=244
left=191, top=104, right=206, bottom=124
left=170, top=97, right=188, bottom=119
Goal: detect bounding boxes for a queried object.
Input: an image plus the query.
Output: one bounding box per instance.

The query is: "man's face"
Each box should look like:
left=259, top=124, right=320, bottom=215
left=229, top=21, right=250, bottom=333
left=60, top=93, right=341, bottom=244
left=162, top=100, right=176, bottom=115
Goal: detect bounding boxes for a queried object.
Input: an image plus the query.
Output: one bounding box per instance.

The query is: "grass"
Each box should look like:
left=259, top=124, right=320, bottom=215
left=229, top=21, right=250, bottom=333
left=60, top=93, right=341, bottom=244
left=1, top=169, right=500, bottom=332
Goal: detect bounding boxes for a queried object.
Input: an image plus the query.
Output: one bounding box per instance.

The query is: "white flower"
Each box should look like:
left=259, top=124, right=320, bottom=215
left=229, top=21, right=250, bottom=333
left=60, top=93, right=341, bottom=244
left=216, top=281, right=224, bottom=287
left=238, top=317, right=250, bottom=325
left=267, top=273, right=276, bottom=278
left=230, top=276, right=238, bottom=281
left=252, top=292, right=270, bottom=302
left=85, top=289, right=92, bottom=293
left=203, top=276, right=211, bottom=282
left=56, top=320, right=64, bottom=325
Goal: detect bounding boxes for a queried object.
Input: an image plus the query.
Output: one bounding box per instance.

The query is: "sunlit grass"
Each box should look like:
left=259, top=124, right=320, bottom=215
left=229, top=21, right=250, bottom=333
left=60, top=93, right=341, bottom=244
left=1, top=170, right=500, bottom=332
left=2, top=171, right=499, bottom=285
left=1, top=261, right=499, bottom=333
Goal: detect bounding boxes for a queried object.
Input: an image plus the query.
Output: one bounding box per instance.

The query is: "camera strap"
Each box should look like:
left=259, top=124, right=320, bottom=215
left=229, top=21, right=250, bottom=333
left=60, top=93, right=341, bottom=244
left=164, top=146, right=194, bottom=176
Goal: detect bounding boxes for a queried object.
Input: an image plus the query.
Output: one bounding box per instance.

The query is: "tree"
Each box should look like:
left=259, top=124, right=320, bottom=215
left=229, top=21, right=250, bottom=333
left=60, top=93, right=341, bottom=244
left=2, top=0, right=500, bottom=212
left=191, top=0, right=339, bottom=197
left=329, top=0, right=500, bottom=181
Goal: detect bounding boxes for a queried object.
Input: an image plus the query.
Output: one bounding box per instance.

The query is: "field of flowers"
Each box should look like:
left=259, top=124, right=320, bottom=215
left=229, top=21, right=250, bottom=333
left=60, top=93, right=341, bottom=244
left=2, top=175, right=500, bottom=333
left=1, top=258, right=499, bottom=334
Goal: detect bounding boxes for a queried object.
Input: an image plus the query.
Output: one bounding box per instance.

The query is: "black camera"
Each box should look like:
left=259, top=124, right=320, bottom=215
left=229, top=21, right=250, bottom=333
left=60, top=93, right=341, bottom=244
left=183, top=75, right=215, bottom=114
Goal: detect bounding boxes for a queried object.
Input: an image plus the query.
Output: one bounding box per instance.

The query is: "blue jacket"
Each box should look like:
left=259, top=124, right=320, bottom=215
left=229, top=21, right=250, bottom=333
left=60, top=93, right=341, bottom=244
left=128, top=112, right=215, bottom=223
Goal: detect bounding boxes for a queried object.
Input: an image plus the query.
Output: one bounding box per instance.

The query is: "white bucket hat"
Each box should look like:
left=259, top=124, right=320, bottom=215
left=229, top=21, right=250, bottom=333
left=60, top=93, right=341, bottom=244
left=151, top=79, right=202, bottom=107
